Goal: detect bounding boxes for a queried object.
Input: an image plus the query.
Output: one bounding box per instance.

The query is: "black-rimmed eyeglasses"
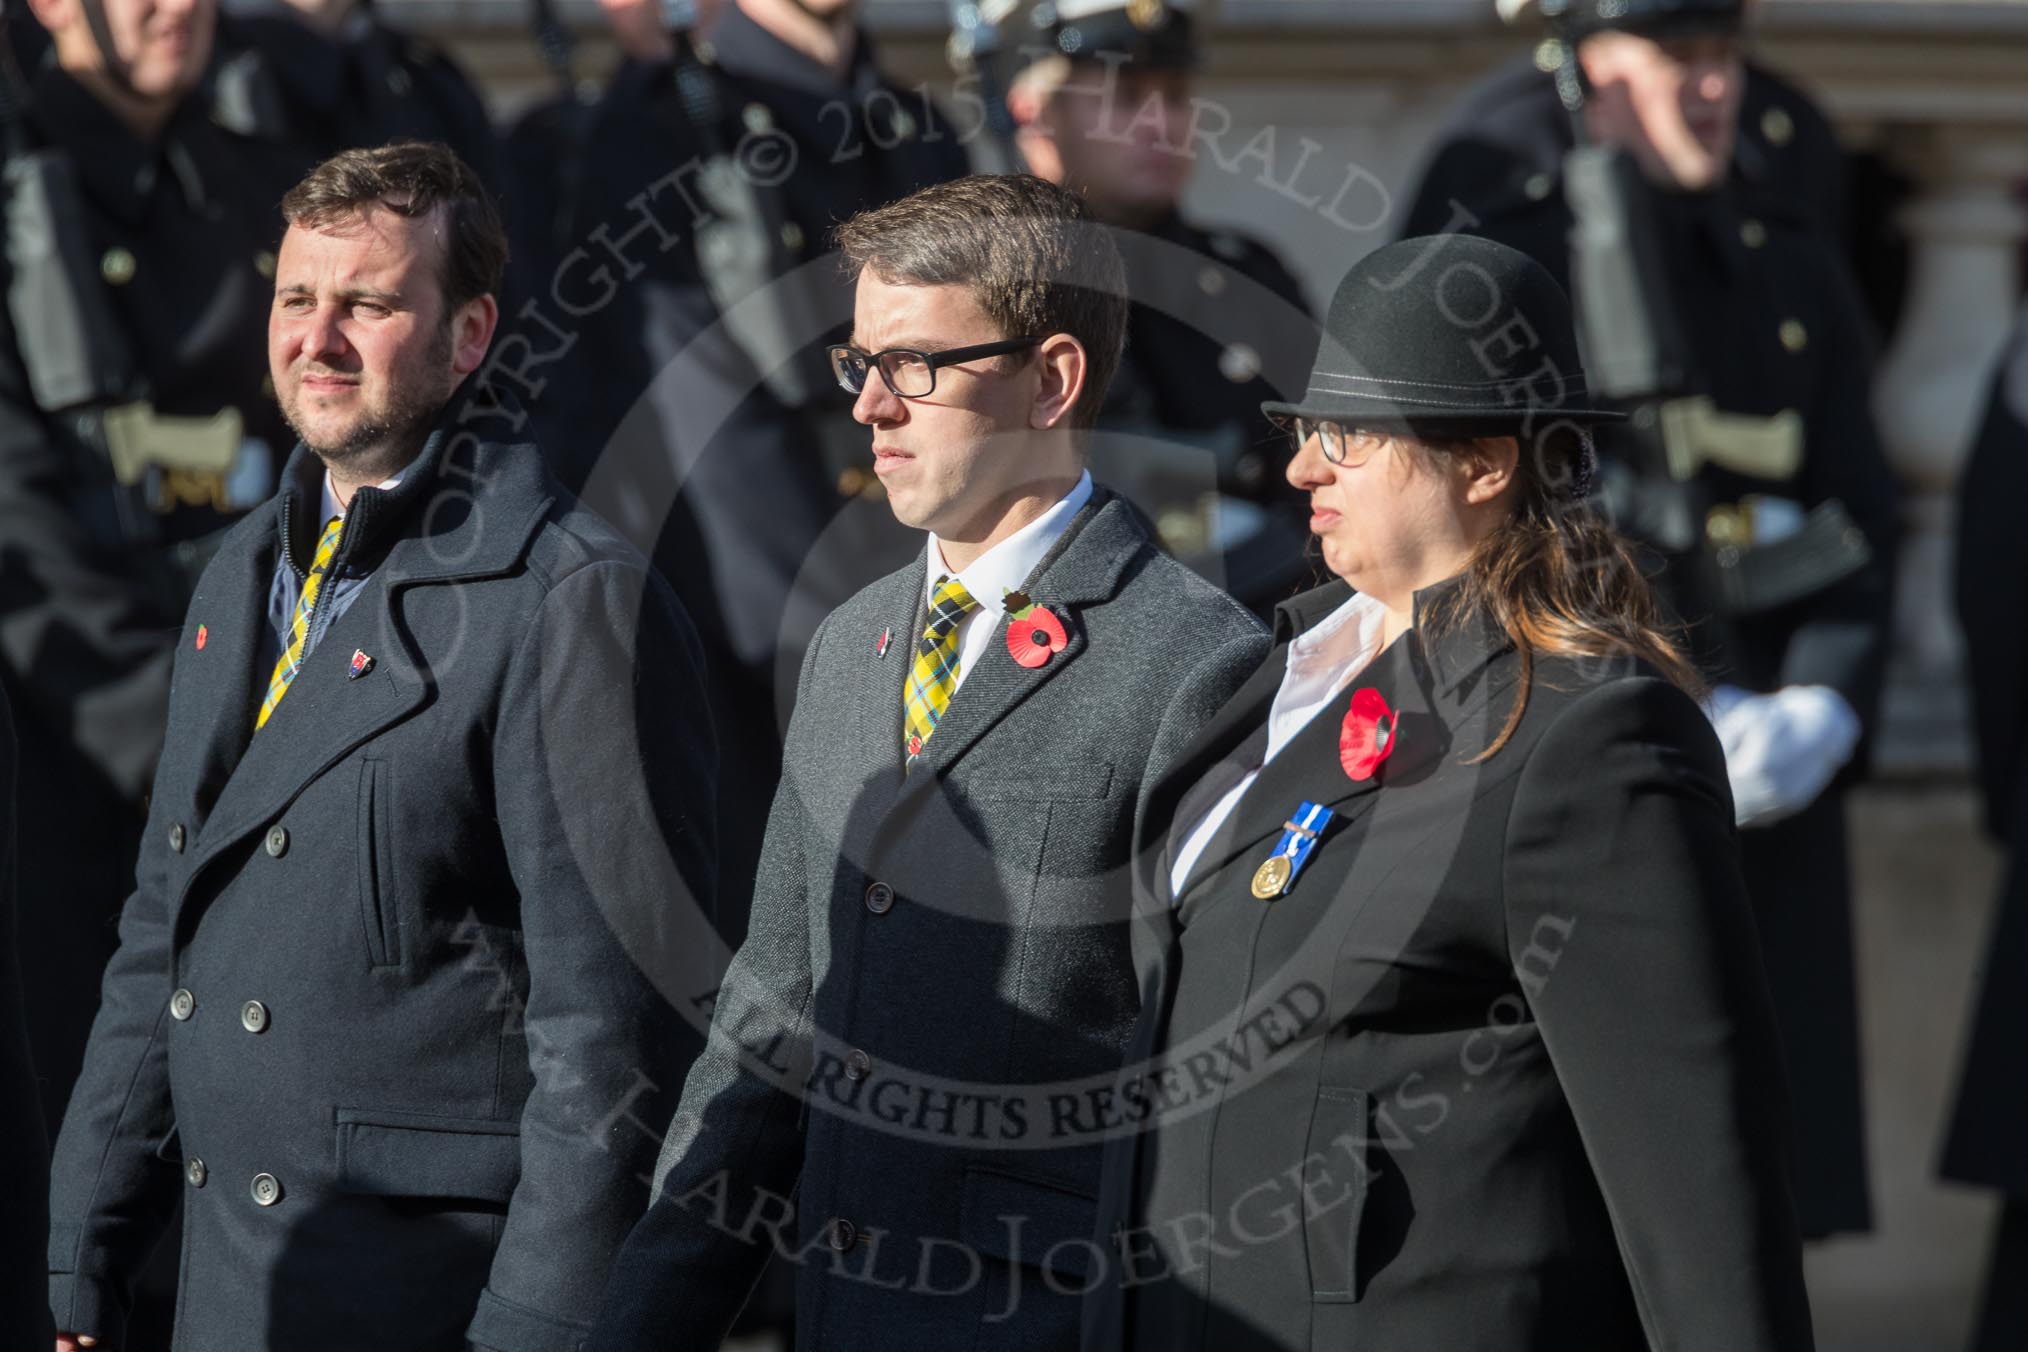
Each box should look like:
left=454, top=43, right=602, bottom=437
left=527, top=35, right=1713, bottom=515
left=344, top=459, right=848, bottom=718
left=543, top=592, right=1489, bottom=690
left=828, top=337, right=1041, bottom=399
left=1278, top=415, right=1388, bottom=467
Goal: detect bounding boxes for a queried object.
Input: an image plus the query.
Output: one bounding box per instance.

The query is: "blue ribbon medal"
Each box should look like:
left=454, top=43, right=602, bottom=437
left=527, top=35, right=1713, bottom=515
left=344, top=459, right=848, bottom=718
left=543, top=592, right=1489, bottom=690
left=1249, top=800, right=1336, bottom=900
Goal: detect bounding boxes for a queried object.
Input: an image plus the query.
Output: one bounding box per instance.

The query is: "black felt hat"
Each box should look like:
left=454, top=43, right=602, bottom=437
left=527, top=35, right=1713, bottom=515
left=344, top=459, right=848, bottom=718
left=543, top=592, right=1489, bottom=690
left=1262, top=234, right=1623, bottom=439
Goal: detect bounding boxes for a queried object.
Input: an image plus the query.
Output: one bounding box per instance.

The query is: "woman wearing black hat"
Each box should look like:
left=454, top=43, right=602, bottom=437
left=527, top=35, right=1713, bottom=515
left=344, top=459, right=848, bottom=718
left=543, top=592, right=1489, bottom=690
left=1082, top=234, right=1813, bottom=1351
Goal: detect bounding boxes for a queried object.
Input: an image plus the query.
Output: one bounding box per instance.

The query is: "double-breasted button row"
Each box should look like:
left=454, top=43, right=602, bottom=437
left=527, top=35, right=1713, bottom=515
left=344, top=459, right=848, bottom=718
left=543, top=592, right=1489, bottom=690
left=265, top=825, right=289, bottom=858
left=863, top=881, right=895, bottom=915
left=168, top=822, right=186, bottom=853
left=185, top=1158, right=284, bottom=1204
left=170, top=988, right=196, bottom=1021
left=240, top=1000, right=270, bottom=1034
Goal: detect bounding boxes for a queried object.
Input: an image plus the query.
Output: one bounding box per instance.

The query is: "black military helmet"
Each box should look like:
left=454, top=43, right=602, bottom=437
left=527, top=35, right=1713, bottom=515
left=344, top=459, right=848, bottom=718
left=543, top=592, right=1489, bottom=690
left=1263, top=235, right=1622, bottom=439
left=1506, top=0, right=1747, bottom=39
left=1032, top=0, right=1198, bottom=69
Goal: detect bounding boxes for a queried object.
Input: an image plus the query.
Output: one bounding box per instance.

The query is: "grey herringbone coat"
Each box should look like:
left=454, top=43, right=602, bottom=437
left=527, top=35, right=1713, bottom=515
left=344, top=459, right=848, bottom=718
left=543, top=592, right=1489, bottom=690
left=593, top=488, right=1269, bottom=1351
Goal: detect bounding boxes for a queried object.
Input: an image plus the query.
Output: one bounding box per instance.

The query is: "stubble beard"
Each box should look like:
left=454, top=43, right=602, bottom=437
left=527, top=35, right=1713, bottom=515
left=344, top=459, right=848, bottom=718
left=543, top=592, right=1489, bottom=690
left=282, top=325, right=453, bottom=482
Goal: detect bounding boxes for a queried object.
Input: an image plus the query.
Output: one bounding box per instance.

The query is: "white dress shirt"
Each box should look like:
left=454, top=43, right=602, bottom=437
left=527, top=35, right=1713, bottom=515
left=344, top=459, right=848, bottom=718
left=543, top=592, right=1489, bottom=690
left=1169, top=589, right=1393, bottom=901
left=321, top=468, right=404, bottom=522
left=924, top=471, right=1093, bottom=698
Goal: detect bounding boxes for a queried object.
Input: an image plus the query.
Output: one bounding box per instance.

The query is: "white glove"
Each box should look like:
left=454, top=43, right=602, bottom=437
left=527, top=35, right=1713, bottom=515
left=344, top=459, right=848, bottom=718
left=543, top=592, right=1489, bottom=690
left=1704, top=683, right=1862, bottom=829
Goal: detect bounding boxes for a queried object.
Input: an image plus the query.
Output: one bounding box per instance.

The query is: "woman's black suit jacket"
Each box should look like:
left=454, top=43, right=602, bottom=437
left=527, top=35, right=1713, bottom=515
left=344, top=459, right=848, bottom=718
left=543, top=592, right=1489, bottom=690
left=1084, top=579, right=1814, bottom=1351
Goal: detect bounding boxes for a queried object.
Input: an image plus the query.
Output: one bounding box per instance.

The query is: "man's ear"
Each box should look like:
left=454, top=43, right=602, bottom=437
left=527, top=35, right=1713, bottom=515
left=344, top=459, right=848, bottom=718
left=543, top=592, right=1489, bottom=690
left=1029, top=332, right=1087, bottom=432
left=1461, top=434, right=1520, bottom=506
left=450, top=293, right=501, bottom=378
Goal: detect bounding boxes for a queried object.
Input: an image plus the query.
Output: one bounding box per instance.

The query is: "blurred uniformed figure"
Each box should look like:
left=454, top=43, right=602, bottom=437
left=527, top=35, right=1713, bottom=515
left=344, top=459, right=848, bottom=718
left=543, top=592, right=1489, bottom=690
left=1005, top=0, right=1315, bottom=614
left=544, top=8, right=970, bottom=1337
left=210, top=0, right=501, bottom=191
left=0, top=0, right=303, bottom=1143
left=548, top=0, right=969, bottom=919
left=1942, top=312, right=2028, bottom=1352
left=1403, top=0, right=1899, bottom=1240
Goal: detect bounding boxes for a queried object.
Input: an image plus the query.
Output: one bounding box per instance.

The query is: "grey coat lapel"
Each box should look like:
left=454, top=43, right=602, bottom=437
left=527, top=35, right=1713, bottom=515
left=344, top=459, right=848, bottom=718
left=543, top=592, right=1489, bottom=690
left=896, top=491, right=1147, bottom=796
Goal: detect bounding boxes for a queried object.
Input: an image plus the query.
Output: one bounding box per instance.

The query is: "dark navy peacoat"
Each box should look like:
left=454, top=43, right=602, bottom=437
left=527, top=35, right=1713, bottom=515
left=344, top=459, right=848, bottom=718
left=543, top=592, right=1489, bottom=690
left=46, top=422, right=717, bottom=1351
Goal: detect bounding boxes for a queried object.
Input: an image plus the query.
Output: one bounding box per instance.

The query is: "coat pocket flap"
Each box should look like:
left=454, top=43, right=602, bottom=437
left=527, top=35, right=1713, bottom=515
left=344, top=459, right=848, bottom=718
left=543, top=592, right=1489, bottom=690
left=959, top=1165, right=1099, bottom=1280
left=335, top=1108, right=521, bottom=1203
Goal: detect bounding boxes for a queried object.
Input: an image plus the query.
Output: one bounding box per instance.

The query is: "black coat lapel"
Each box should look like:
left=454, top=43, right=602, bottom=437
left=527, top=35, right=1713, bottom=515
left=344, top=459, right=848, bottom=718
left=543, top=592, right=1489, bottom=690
left=1171, top=632, right=1424, bottom=908
left=177, top=522, right=279, bottom=819
left=182, top=574, right=429, bottom=895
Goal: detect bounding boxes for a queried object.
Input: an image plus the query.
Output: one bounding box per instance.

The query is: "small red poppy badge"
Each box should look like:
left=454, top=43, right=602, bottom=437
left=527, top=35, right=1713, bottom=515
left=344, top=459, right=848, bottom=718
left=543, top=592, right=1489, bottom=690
left=1003, top=593, right=1067, bottom=669
left=1339, top=687, right=1400, bottom=782
left=194, top=624, right=208, bottom=651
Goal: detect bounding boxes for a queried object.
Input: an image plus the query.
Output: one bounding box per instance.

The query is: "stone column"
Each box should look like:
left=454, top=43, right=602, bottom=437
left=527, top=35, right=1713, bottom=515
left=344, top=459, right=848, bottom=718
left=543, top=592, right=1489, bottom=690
left=1871, top=129, right=2028, bottom=774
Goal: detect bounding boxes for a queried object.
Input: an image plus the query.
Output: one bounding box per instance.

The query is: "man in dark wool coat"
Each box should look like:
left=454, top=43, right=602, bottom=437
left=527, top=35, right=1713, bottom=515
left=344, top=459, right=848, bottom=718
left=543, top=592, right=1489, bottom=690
left=592, top=173, right=1269, bottom=1351
left=47, top=141, right=717, bottom=1352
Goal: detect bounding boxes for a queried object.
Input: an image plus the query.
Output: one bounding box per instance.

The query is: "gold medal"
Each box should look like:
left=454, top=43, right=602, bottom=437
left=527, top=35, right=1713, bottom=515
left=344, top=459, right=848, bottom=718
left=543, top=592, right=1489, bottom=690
left=1250, top=854, right=1293, bottom=900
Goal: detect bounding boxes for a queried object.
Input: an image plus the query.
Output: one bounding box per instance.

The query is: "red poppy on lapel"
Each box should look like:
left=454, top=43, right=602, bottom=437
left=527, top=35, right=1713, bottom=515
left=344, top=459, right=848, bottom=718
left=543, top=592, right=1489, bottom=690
left=1006, top=603, right=1067, bottom=669
left=195, top=624, right=208, bottom=651
left=1340, top=687, right=1400, bottom=782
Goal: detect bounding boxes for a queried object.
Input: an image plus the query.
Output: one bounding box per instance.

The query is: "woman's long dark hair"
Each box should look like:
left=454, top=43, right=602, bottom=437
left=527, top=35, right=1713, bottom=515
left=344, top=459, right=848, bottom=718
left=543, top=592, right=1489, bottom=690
left=1418, top=429, right=1703, bottom=761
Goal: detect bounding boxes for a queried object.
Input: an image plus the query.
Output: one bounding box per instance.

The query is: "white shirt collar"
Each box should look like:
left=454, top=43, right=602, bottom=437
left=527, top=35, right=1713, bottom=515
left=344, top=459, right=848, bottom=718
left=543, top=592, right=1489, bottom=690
left=1287, top=588, right=1392, bottom=674
left=321, top=469, right=405, bottom=523
left=925, top=471, right=1094, bottom=616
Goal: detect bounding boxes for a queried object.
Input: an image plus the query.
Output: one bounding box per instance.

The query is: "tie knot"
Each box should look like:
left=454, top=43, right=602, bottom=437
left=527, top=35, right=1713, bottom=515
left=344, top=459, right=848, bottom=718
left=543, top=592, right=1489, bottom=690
left=926, top=577, right=978, bottom=634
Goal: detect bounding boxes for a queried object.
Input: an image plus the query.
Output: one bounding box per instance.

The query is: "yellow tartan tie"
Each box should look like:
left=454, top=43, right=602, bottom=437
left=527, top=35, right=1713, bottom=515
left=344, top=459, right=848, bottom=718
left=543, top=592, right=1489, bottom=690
left=256, top=514, right=344, bottom=730
left=903, top=576, right=979, bottom=764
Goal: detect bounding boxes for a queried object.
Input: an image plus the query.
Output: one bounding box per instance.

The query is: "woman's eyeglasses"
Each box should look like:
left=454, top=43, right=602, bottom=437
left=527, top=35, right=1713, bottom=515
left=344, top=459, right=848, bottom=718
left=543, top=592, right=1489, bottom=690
left=828, top=337, right=1041, bottom=399
left=1286, top=416, right=1389, bottom=467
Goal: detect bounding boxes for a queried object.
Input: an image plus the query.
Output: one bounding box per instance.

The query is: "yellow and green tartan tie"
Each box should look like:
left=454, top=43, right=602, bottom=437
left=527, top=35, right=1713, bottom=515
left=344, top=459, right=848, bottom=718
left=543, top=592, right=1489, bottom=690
left=903, top=576, right=979, bottom=764
left=256, top=514, right=344, bottom=730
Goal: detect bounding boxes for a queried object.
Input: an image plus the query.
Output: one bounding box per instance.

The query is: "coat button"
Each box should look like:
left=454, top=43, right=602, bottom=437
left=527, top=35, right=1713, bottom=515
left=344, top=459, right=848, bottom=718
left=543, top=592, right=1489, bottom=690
left=825, top=1217, right=857, bottom=1251
left=1762, top=105, right=1796, bottom=148
left=186, top=1157, right=207, bottom=1188
left=845, top=1049, right=872, bottom=1081
left=1740, top=218, right=1768, bottom=249
left=240, top=1000, right=270, bottom=1034
left=100, top=246, right=137, bottom=285
left=265, top=825, right=289, bottom=858
left=1779, top=319, right=1809, bottom=354
left=170, top=988, right=196, bottom=1021
left=168, top=822, right=186, bottom=853
left=863, top=882, right=894, bottom=914
left=250, top=1172, right=283, bottom=1206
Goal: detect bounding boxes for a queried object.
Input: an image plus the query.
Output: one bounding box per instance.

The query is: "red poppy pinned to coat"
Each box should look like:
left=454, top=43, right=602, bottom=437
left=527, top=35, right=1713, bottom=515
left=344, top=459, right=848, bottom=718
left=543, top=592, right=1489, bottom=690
left=1340, top=687, right=1400, bottom=782
left=1005, top=596, right=1068, bottom=669
left=195, top=624, right=208, bottom=651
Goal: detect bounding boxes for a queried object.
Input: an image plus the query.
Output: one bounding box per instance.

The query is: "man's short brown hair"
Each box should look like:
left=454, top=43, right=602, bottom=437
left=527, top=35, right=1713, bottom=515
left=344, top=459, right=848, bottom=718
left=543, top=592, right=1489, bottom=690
left=834, top=174, right=1129, bottom=427
left=281, top=141, right=507, bottom=314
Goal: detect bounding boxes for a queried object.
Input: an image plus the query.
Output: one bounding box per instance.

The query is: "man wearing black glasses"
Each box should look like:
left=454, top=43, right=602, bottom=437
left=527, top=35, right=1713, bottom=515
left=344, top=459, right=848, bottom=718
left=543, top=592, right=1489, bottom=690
left=593, top=173, right=1267, bottom=1351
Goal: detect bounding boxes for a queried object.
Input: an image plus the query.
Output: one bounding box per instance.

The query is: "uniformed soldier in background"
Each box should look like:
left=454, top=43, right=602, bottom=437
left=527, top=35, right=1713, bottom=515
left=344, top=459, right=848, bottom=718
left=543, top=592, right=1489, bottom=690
left=1403, top=0, right=1900, bottom=1241
left=209, top=0, right=502, bottom=191
left=1942, top=311, right=2028, bottom=1352
left=1005, top=0, right=1315, bottom=615
left=1, top=0, right=304, bottom=1148
left=550, top=0, right=970, bottom=916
